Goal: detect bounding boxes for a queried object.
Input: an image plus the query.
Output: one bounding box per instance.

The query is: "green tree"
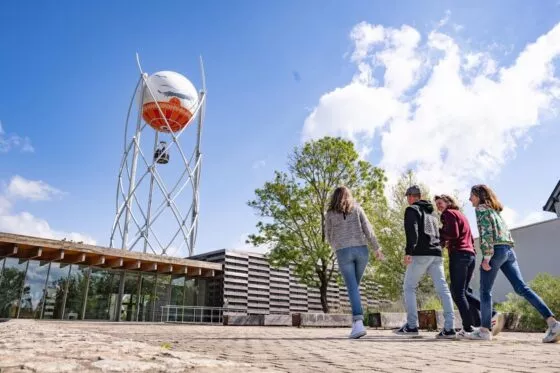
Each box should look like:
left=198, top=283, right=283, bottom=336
left=247, top=137, right=386, bottom=312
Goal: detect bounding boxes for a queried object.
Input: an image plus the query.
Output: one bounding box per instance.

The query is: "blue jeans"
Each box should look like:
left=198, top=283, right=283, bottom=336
left=480, top=245, right=554, bottom=329
left=336, top=246, right=369, bottom=321
left=404, top=256, right=455, bottom=330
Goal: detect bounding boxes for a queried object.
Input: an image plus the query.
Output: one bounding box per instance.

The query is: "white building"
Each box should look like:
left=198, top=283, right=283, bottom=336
left=472, top=180, right=560, bottom=302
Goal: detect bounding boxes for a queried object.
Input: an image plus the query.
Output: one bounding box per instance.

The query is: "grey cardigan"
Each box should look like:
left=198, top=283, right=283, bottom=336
left=325, top=203, right=380, bottom=251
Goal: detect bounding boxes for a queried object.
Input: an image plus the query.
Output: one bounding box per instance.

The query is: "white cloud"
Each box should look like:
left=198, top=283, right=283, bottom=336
left=252, top=159, right=267, bottom=169
left=303, top=17, right=560, bottom=196
left=0, top=121, right=34, bottom=153
left=0, top=211, right=96, bottom=244
left=501, top=207, right=556, bottom=229
left=6, top=175, right=64, bottom=201
left=0, top=176, right=95, bottom=244
left=231, top=233, right=271, bottom=254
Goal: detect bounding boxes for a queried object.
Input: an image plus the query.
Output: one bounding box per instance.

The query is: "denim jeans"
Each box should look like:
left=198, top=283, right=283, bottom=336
left=336, top=246, right=369, bottom=321
left=404, top=256, right=455, bottom=330
left=449, top=251, right=481, bottom=331
left=480, top=245, right=555, bottom=329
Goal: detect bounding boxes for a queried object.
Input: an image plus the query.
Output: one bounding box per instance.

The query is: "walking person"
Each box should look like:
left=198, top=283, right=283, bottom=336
left=325, top=186, right=384, bottom=339
left=435, top=194, right=502, bottom=338
left=395, top=185, right=456, bottom=338
left=468, top=184, right=560, bottom=342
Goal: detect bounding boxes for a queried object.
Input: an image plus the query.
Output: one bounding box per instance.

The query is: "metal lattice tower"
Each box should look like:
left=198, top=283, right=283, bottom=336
left=110, top=54, right=206, bottom=258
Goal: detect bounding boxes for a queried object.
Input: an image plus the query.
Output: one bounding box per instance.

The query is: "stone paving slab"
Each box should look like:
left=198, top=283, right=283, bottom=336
left=0, top=320, right=279, bottom=373
left=1, top=320, right=559, bottom=372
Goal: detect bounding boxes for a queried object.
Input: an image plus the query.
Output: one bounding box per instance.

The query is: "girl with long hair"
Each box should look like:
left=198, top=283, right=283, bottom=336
left=468, top=184, right=560, bottom=342
left=325, top=186, right=384, bottom=339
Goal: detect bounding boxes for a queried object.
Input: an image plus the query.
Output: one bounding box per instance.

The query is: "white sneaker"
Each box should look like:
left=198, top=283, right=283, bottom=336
left=491, top=313, right=504, bottom=336
left=467, top=328, right=492, bottom=341
left=542, top=321, right=560, bottom=343
left=349, top=320, right=367, bottom=339
left=456, top=329, right=471, bottom=339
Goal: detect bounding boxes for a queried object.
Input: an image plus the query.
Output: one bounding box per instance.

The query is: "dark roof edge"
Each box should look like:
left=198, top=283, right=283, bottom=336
left=543, top=179, right=560, bottom=212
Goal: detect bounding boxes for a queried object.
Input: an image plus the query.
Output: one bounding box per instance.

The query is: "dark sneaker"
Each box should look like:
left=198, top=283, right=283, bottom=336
left=435, top=329, right=457, bottom=339
left=394, top=324, right=419, bottom=336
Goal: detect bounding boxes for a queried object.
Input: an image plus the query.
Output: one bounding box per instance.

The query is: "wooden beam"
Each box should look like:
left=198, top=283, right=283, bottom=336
left=187, top=267, right=202, bottom=276
left=0, top=245, right=18, bottom=257
left=65, top=253, right=86, bottom=264
left=172, top=266, right=188, bottom=275
left=106, top=258, right=124, bottom=268
left=21, top=247, right=42, bottom=259
left=40, top=249, right=64, bottom=261
left=159, top=264, right=173, bottom=273
left=86, top=255, right=105, bottom=266
left=124, top=260, right=141, bottom=270
left=201, top=269, right=215, bottom=277
left=141, top=262, right=157, bottom=272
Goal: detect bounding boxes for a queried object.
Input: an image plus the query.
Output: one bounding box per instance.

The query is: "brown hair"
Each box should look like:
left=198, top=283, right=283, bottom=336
left=328, top=186, right=354, bottom=215
left=470, top=184, right=504, bottom=212
left=434, top=194, right=460, bottom=210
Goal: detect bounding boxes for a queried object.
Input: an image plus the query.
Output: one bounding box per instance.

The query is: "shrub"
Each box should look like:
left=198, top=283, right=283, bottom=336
left=420, top=295, right=443, bottom=311
left=497, top=273, right=560, bottom=331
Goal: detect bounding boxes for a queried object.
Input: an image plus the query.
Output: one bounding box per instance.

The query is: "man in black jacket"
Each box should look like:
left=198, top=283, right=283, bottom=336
left=394, top=185, right=456, bottom=338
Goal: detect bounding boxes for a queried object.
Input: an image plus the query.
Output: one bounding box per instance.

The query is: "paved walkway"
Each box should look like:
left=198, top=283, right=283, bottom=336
left=1, top=320, right=559, bottom=372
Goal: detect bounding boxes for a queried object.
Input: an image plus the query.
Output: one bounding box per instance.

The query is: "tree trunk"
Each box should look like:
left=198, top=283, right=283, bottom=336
left=319, top=277, right=330, bottom=313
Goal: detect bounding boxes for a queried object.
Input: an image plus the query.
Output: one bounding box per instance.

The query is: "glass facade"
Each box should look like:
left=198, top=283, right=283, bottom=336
left=0, top=257, right=202, bottom=321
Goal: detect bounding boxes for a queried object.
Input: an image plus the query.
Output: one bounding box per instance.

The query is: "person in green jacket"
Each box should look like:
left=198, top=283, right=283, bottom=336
left=468, top=184, right=560, bottom=343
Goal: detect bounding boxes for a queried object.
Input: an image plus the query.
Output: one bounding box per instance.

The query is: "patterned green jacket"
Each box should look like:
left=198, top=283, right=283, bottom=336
left=475, top=204, right=514, bottom=260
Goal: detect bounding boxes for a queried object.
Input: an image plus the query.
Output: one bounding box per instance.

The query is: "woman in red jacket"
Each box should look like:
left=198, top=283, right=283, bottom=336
left=435, top=194, right=500, bottom=337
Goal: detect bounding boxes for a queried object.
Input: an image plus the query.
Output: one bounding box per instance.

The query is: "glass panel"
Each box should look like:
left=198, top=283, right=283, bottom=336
left=137, top=274, right=155, bottom=321
left=85, top=268, right=118, bottom=320
left=168, top=275, right=185, bottom=322
left=19, top=260, right=50, bottom=319
left=0, top=258, right=28, bottom=318
left=153, top=275, right=171, bottom=322
left=64, top=265, right=89, bottom=320
left=184, top=278, right=198, bottom=306
left=41, top=263, right=71, bottom=319
left=120, top=272, right=140, bottom=322
left=170, top=276, right=185, bottom=306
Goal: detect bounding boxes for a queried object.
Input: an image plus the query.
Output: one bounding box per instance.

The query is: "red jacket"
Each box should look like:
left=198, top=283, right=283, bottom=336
left=439, top=209, right=475, bottom=254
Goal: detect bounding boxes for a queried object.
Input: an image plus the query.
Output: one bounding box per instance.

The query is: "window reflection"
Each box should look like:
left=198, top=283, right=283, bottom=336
left=137, top=274, right=155, bottom=321
left=40, top=262, right=71, bottom=319
left=120, top=272, right=139, bottom=321
left=0, top=258, right=28, bottom=318
left=64, top=265, right=89, bottom=320
left=19, top=260, right=49, bottom=319
left=85, top=269, right=119, bottom=320
left=168, top=275, right=185, bottom=322
left=153, top=275, right=171, bottom=322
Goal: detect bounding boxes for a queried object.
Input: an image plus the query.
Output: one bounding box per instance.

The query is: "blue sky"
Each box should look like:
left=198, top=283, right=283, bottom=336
left=1, top=0, right=559, bottom=256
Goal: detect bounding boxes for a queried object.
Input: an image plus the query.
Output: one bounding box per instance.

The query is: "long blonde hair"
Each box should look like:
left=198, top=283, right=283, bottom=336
left=471, top=184, right=504, bottom=212
left=328, top=186, right=354, bottom=215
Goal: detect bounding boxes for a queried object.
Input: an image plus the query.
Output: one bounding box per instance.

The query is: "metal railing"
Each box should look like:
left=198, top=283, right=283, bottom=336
left=160, top=305, right=245, bottom=324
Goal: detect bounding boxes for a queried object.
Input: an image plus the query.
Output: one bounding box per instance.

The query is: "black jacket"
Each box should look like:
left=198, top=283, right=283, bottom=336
left=404, top=200, right=442, bottom=256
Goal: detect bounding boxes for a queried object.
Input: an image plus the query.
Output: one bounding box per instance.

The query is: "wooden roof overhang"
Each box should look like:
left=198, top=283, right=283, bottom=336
left=0, top=232, right=221, bottom=277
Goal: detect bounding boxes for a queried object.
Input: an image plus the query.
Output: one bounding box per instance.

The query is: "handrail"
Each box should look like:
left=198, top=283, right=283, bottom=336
left=160, top=305, right=246, bottom=324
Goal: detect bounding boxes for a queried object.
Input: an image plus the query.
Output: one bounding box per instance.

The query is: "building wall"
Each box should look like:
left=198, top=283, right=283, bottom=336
left=192, top=249, right=384, bottom=314
left=472, top=218, right=560, bottom=302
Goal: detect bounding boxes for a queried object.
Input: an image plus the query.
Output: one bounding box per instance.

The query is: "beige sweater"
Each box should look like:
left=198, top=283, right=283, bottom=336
left=325, top=203, right=380, bottom=251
